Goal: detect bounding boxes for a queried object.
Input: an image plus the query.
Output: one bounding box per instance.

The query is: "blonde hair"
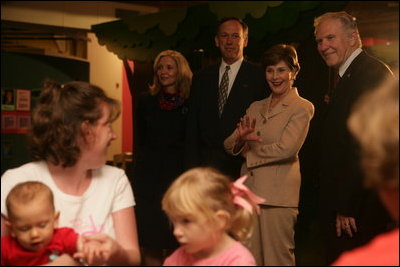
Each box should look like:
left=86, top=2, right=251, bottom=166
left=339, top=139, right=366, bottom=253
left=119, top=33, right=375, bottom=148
left=149, top=50, right=193, bottom=99
left=348, top=79, right=399, bottom=190
left=314, top=11, right=362, bottom=48
left=162, top=167, right=255, bottom=242
left=6, top=181, right=54, bottom=220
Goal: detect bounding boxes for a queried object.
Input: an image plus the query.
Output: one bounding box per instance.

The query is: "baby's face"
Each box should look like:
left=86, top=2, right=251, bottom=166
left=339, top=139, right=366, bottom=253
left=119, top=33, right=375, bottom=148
left=9, top=197, right=58, bottom=252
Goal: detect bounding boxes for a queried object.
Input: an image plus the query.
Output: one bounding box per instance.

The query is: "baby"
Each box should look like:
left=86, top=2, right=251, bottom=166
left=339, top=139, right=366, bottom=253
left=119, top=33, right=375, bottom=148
left=1, top=181, right=101, bottom=266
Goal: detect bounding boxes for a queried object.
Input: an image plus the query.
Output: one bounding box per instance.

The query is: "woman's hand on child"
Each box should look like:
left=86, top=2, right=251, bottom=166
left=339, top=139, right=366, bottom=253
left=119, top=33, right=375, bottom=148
left=74, top=234, right=113, bottom=266
left=78, top=233, right=121, bottom=265
left=81, top=238, right=103, bottom=265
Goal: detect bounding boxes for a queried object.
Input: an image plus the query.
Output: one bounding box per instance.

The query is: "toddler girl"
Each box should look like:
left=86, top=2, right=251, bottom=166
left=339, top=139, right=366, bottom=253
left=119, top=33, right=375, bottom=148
left=162, top=167, right=265, bottom=266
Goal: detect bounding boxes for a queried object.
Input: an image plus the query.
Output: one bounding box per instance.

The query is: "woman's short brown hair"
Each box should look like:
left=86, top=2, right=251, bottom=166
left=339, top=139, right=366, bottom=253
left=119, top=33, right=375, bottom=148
left=262, top=44, right=300, bottom=79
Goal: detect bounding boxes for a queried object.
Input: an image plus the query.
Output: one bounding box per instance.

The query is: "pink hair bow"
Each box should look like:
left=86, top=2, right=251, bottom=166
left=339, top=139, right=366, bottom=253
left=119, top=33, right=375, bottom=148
left=231, top=175, right=265, bottom=214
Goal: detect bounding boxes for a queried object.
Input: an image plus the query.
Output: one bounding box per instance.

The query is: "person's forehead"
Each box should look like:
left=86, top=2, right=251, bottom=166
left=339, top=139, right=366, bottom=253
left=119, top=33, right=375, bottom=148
left=266, top=61, right=290, bottom=68
left=11, top=197, right=53, bottom=216
left=219, top=20, right=243, bottom=32
left=316, top=19, right=342, bottom=36
left=319, top=18, right=342, bottom=30
left=159, top=55, right=176, bottom=64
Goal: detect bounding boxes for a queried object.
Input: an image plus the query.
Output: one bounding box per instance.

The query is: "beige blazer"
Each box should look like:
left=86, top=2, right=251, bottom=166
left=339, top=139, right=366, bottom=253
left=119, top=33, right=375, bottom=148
left=224, top=88, right=314, bottom=207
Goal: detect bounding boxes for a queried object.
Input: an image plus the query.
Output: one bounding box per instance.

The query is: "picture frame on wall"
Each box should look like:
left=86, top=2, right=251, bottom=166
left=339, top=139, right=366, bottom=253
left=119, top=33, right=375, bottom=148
left=15, top=89, right=31, bottom=111
left=1, top=89, right=16, bottom=111
left=17, top=113, right=31, bottom=131
left=1, top=112, right=17, bottom=130
left=1, top=111, right=31, bottom=134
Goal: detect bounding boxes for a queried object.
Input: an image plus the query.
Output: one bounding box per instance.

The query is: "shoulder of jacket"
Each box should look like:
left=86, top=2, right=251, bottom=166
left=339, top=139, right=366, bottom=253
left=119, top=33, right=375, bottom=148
left=357, top=52, right=390, bottom=71
left=248, top=98, right=265, bottom=109
left=242, top=60, right=263, bottom=70
left=195, top=64, right=219, bottom=75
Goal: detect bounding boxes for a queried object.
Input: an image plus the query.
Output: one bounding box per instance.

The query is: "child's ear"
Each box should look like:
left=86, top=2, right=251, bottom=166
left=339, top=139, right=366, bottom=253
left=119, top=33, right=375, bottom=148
left=215, top=210, right=230, bottom=230
left=3, top=216, right=16, bottom=238
left=53, top=211, right=60, bottom=229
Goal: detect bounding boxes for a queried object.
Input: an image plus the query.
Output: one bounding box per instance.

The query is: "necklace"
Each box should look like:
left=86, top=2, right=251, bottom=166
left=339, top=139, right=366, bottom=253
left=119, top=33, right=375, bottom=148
left=158, top=91, right=185, bottom=110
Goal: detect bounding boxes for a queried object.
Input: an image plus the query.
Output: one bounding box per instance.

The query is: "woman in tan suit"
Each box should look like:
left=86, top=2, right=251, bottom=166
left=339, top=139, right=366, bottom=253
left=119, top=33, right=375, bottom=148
left=224, top=44, right=314, bottom=266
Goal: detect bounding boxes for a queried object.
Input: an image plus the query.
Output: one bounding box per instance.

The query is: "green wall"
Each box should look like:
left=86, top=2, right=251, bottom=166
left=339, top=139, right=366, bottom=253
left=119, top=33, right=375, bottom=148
left=1, top=51, right=89, bottom=174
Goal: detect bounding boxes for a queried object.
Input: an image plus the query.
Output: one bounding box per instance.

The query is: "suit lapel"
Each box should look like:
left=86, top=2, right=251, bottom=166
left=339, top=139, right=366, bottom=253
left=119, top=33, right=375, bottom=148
left=225, top=61, right=249, bottom=104
left=209, top=64, right=220, bottom=115
left=232, top=61, right=250, bottom=91
left=267, top=103, right=287, bottom=118
left=334, top=52, right=365, bottom=99
left=220, top=61, right=248, bottom=118
left=259, top=99, right=268, bottom=121
left=258, top=96, right=286, bottom=120
left=263, top=88, right=298, bottom=119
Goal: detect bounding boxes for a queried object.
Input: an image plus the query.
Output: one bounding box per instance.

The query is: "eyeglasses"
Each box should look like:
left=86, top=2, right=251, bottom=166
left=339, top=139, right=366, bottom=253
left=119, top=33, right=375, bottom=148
left=218, top=33, right=242, bottom=40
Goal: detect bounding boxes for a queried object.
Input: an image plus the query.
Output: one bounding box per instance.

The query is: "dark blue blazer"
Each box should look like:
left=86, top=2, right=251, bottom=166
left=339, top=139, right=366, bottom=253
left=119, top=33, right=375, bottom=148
left=319, top=50, right=394, bottom=262
left=185, top=60, right=268, bottom=178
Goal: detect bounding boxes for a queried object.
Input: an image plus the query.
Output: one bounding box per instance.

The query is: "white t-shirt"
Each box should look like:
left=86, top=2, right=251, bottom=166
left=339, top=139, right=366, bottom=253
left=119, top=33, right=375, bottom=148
left=1, top=161, right=135, bottom=239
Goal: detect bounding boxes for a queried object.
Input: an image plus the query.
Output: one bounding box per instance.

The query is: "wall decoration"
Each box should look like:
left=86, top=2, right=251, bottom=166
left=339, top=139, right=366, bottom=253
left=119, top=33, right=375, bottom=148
left=1, top=111, right=17, bottom=131
left=15, top=89, right=31, bottom=111
left=1, top=111, right=31, bottom=134
left=1, top=89, right=15, bottom=111
left=17, top=113, right=31, bottom=130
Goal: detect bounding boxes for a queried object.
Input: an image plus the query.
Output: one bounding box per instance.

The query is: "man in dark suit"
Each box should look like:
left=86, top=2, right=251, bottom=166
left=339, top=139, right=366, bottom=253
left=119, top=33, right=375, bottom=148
left=314, top=11, right=394, bottom=264
left=185, top=17, right=268, bottom=179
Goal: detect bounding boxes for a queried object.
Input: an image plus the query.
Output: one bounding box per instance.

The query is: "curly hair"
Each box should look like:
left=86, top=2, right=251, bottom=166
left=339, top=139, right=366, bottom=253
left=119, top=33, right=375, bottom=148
left=162, top=167, right=256, bottom=242
left=28, top=80, right=120, bottom=167
left=149, top=50, right=192, bottom=99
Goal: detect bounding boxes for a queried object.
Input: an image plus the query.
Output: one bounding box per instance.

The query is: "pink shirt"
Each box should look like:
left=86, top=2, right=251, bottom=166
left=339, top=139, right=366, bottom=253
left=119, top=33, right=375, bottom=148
left=163, top=241, right=256, bottom=266
left=332, top=228, right=399, bottom=266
